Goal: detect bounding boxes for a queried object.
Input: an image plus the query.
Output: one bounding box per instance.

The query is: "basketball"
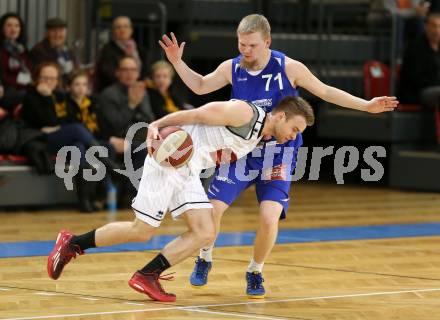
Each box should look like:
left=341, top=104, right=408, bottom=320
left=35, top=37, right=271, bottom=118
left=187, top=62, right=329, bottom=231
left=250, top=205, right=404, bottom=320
left=149, top=126, right=194, bottom=168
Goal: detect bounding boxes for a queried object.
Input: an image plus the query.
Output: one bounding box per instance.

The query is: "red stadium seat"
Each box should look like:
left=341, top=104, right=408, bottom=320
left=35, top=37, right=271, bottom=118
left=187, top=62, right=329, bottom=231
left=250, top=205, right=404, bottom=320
left=363, top=60, right=390, bottom=99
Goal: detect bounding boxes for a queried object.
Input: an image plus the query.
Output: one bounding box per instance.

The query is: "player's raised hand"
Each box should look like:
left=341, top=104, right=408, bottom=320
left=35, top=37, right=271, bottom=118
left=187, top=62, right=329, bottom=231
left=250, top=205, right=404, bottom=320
left=159, top=32, right=186, bottom=65
left=365, top=96, right=399, bottom=113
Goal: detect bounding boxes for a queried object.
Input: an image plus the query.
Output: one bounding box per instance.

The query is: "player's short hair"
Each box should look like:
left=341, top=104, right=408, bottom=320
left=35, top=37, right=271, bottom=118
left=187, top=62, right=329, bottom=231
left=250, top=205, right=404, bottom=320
left=151, top=60, right=175, bottom=78
left=272, top=96, right=315, bottom=126
left=237, top=14, right=271, bottom=39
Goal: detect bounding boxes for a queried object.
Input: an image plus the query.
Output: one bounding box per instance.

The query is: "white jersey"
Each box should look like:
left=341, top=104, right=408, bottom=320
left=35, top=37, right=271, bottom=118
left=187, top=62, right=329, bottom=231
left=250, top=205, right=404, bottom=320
left=181, top=101, right=266, bottom=174
left=132, top=101, right=267, bottom=227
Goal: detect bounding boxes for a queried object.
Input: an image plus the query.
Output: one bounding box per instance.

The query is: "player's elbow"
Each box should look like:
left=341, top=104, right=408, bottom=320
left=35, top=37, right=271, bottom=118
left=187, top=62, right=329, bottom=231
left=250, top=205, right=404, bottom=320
left=192, top=88, right=205, bottom=95
left=193, top=86, right=210, bottom=95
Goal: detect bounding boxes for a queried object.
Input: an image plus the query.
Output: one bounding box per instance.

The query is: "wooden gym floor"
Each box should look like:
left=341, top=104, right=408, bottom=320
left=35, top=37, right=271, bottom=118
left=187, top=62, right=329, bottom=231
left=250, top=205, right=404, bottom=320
left=1, top=182, right=440, bottom=319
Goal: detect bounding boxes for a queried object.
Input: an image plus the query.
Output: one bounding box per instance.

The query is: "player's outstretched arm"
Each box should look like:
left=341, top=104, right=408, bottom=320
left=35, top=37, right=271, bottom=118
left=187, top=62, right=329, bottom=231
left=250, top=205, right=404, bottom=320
left=286, top=59, right=398, bottom=113
left=147, top=100, right=252, bottom=140
left=159, top=32, right=231, bottom=95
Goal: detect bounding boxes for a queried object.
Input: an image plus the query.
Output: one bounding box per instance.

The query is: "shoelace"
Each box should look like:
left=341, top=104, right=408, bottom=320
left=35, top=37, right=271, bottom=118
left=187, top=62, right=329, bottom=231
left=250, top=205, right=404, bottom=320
left=195, top=259, right=209, bottom=277
left=58, top=243, right=83, bottom=266
left=157, top=272, right=175, bottom=281
left=150, top=272, right=175, bottom=295
left=248, top=273, right=264, bottom=289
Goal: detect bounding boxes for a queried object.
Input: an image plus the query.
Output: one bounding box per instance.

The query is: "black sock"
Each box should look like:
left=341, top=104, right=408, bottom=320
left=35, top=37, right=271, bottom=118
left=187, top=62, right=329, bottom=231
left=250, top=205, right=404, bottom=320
left=70, top=230, right=96, bottom=251
left=140, top=253, right=171, bottom=275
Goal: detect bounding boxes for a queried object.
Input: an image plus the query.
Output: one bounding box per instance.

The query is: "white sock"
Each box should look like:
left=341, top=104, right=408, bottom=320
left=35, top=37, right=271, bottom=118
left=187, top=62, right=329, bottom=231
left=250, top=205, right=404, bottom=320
left=199, top=245, right=213, bottom=262
left=247, top=259, right=264, bottom=273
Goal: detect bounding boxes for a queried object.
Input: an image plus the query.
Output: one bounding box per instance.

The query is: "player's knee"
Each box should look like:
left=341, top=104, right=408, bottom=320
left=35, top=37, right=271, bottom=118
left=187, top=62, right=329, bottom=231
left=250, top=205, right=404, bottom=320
left=259, top=214, right=279, bottom=232
left=130, top=219, right=154, bottom=242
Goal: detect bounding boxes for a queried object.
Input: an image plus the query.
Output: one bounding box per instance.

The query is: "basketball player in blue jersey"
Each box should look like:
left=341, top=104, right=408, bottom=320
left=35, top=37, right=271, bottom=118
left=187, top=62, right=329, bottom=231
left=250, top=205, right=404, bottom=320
left=159, top=14, right=398, bottom=298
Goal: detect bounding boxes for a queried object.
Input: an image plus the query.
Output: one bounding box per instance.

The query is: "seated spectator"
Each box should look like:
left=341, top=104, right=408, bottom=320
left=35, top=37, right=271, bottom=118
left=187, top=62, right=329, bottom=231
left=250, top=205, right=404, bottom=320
left=65, top=70, right=123, bottom=205
left=30, top=17, right=78, bottom=86
left=22, top=62, right=115, bottom=212
left=65, top=70, right=101, bottom=135
left=398, top=12, right=440, bottom=104
left=148, top=60, right=185, bottom=118
left=0, top=12, right=32, bottom=110
left=95, top=16, right=149, bottom=92
left=98, top=56, right=155, bottom=198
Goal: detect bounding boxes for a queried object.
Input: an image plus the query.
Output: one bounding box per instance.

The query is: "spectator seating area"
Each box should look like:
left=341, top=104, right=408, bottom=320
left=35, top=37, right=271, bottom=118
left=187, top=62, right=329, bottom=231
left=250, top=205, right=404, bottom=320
left=1, top=0, right=439, bottom=210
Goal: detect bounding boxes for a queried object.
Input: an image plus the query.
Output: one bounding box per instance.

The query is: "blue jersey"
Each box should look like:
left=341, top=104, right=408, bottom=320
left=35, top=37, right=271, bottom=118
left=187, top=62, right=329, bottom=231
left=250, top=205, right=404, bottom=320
left=208, top=50, right=304, bottom=217
left=231, top=50, right=302, bottom=166
left=231, top=50, right=299, bottom=111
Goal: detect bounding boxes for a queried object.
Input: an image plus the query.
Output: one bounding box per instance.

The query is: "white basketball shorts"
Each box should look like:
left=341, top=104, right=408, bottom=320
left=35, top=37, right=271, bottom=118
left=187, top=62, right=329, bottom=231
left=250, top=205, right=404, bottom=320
left=131, top=156, right=213, bottom=227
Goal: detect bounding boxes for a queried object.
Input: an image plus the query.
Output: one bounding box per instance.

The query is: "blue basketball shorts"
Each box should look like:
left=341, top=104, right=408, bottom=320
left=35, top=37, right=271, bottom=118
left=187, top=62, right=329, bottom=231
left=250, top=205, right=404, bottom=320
left=207, top=140, right=301, bottom=219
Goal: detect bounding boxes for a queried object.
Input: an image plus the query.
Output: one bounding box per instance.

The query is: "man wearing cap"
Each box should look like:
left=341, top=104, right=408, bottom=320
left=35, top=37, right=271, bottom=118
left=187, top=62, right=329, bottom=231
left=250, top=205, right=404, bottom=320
left=30, top=17, right=79, bottom=84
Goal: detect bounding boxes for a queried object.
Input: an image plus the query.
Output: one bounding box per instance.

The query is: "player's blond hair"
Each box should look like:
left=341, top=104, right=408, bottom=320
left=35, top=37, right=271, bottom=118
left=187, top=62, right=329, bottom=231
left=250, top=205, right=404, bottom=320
left=236, top=14, right=271, bottom=39
left=273, top=96, right=315, bottom=126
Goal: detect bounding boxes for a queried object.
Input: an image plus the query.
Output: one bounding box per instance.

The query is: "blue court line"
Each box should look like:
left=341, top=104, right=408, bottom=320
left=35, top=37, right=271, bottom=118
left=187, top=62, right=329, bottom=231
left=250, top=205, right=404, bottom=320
left=1, top=222, right=440, bottom=258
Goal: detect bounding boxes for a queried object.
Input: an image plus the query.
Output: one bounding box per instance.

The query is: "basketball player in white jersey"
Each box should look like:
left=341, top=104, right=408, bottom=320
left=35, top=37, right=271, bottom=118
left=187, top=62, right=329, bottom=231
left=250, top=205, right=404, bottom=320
left=46, top=96, right=315, bottom=302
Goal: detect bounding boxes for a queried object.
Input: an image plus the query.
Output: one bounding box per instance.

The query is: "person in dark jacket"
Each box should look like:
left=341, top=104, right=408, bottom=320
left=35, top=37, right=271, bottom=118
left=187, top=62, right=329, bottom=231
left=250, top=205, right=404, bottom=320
left=98, top=56, right=155, bottom=201
left=95, top=16, right=149, bottom=92
left=0, top=12, right=32, bottom=110
left=22, top=62, right=114, bottom=212
left=398, top=12, right=440, bottom=104
left=30, top=17, right=79, bottom=86
left=65, top=70, right=123, bottom=206
left=98, top=56, right=155, bottom=145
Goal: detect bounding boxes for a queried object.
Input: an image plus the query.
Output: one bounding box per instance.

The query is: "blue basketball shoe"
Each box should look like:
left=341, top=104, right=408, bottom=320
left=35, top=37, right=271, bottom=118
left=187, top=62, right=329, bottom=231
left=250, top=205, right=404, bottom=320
left=190, top=257, right=212, bottom=287
left=246, top=271, right=265, bottom=298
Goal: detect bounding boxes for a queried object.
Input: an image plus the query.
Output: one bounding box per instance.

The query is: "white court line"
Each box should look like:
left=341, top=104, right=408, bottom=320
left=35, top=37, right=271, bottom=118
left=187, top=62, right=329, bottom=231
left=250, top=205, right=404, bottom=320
left=123, top=302, right=145, bottom=306
left=0, top=288, right=11, bottom=291
left=78, top=297, right=99, bottom=301
left=33, top=292, right=58, bottom=296
left=4, top=287, right=440, bottom=320
left=184, top=307, right=287, bottom=319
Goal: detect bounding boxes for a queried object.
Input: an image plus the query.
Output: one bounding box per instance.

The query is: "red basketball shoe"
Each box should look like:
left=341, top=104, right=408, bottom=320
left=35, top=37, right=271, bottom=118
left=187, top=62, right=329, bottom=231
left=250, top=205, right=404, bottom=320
left=128, top=271, right=176, bottom=302
left=47, top=230, right=83, bottom=280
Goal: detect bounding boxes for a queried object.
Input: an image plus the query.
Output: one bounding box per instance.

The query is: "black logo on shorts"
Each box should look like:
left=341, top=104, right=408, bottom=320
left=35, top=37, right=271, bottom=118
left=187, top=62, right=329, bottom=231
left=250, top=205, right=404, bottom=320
left=156, top=210, right=164, bottom=219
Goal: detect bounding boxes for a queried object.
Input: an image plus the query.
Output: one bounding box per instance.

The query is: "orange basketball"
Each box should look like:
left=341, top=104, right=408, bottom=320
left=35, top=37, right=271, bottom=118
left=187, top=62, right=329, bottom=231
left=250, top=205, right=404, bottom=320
left=149, top=126, right=194, bottom=168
